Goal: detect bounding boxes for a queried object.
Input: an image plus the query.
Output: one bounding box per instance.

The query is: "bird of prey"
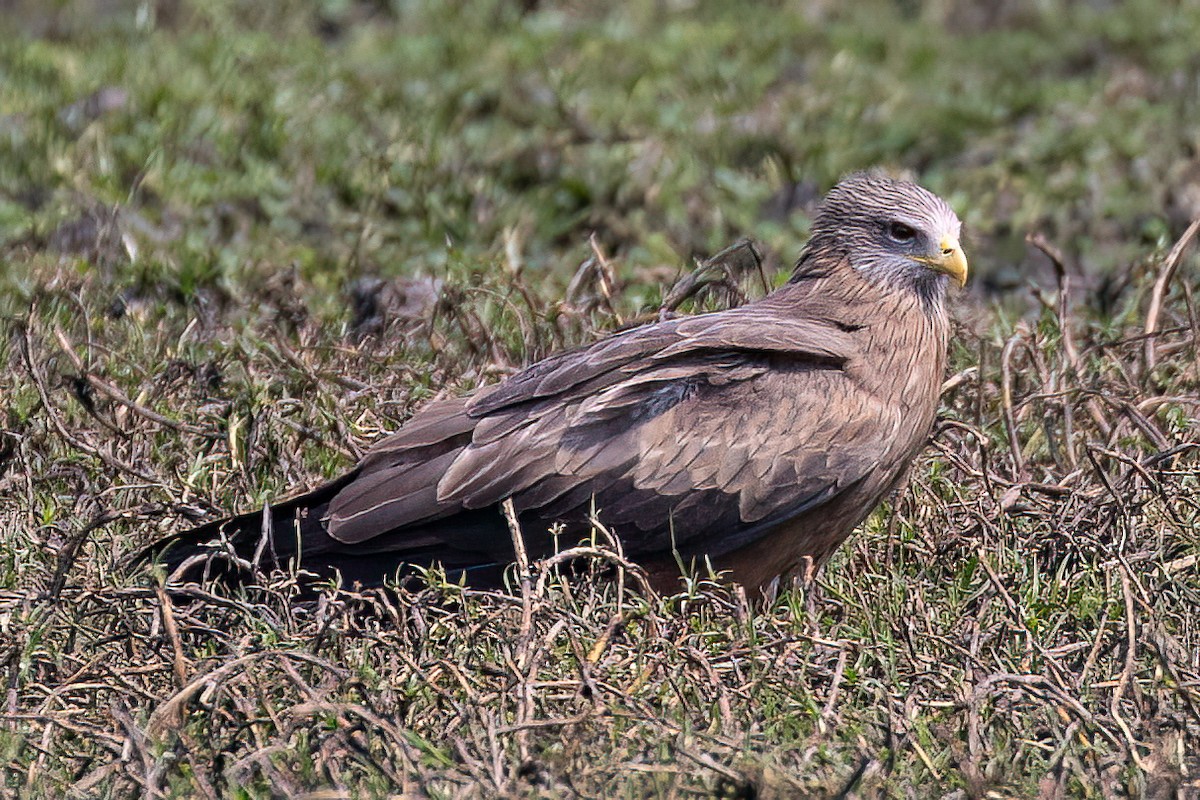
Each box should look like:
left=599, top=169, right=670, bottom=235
left=147, top=172, right=966, bottom=597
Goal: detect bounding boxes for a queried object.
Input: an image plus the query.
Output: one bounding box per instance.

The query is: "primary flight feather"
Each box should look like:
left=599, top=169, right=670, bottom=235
left=146, top=172, right=966, bottom=597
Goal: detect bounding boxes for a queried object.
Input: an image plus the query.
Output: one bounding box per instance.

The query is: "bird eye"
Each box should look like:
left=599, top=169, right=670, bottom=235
left=886, top=221, right=916, bottom=242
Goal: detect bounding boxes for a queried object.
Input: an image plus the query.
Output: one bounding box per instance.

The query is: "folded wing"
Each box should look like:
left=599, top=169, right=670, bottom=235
left=324, top=302, right=896, bottom=567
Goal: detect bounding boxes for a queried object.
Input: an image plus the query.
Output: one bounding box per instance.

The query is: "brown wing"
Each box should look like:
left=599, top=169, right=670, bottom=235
left=466, top=307, right=852, bottom=417
left=598, top=365, right=898, bottom=560
left=322, top=301, right=888, bottom=564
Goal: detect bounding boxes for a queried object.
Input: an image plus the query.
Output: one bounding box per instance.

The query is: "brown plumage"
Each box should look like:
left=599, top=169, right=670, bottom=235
left=145, top=172, right=967, bottom=597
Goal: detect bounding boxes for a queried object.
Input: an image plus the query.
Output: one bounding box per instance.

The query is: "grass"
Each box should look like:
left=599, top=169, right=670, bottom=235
left=2, top=0, right=1200, bottom=796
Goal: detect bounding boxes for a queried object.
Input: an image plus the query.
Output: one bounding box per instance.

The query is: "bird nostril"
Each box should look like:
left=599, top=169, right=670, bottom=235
left=943, top=248, right=954, bottom=256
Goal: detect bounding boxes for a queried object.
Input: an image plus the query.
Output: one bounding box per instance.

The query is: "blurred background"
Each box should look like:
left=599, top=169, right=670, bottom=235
left=2, top=0, right=1198, bottom=314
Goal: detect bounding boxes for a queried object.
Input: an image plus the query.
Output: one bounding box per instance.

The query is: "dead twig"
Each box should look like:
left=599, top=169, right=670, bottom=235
left=154, top=586, right=189, bottom=689
left=1000, top=331, right=1025, bottom=478
left=53, top=324, right=218, bottom=439
left=659, top=238, right=760, bottom=318
left=1110, top=567, right=1149, bottom=770
left=18, top=318, right=162, bottom=485
left=1143, top=219, right=1200, bottom=377
left=501, top=497, right=536, bottom=765
left=1027, top=233, right=1080, bottom=467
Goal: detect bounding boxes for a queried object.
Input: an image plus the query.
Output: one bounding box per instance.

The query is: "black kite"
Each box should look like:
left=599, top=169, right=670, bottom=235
left=146, top=172, right=967, bottom=597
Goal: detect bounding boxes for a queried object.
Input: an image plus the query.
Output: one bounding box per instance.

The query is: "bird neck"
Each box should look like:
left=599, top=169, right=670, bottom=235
left=769, top=247, right=951, bottom=374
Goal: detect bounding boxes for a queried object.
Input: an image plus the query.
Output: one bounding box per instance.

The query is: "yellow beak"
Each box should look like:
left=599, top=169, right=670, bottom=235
left=911, top=235, right=968, bottom=288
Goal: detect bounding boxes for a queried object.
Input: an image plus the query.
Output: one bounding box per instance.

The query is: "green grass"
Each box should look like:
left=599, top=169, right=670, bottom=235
left=2, top=0, right=1200, bottom=797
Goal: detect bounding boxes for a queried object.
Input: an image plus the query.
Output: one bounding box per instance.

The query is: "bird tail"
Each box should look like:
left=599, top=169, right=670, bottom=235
left=137, top=474, right=356, bottom=586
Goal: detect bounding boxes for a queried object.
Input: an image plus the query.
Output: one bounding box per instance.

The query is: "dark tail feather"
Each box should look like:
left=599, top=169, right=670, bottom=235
left=139, top=471, right=516, bottom=590
left=139, top=474, right=357, bottom=586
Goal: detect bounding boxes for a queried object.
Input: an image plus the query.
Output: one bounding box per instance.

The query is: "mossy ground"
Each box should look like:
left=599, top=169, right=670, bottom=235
left=2, top=1, right=1200, bottom=797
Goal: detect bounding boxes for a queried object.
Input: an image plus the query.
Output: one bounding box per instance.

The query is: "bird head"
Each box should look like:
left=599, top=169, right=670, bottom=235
left=811, top=171, right=967, bottom=297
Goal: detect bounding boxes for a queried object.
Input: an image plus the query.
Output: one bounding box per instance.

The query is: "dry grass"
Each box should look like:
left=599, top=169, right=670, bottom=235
left=3, top=219, right=1200, bottom=798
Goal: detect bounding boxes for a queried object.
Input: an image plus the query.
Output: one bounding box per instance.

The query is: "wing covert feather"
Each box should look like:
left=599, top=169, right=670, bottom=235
left=327, top=299, right=886, bottom=559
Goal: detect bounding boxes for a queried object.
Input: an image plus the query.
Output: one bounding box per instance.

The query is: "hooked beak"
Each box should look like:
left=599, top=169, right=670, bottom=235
left=911, top=235, right=968, bottom=288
